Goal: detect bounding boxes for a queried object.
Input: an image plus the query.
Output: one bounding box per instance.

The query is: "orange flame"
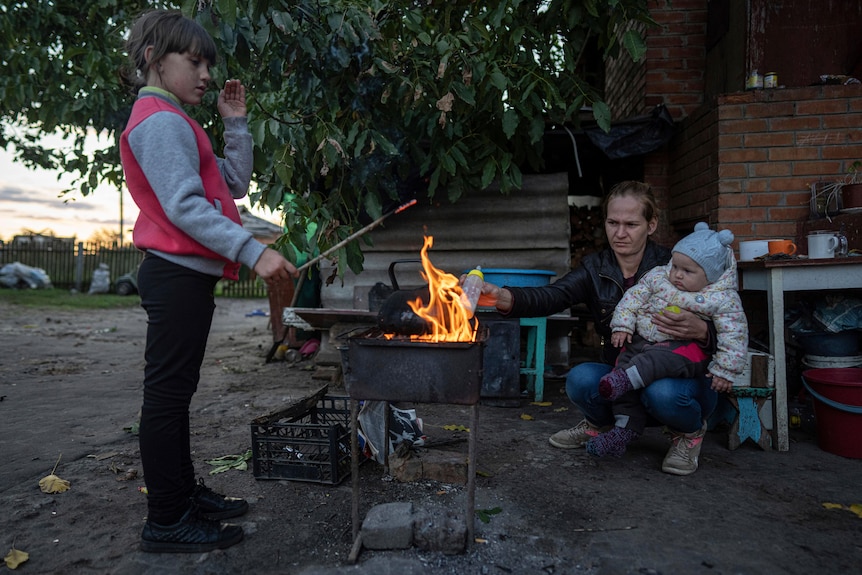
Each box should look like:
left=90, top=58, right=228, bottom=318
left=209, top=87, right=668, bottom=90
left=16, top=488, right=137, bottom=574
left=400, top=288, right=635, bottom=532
left=407, top=236, right=478, bottom=343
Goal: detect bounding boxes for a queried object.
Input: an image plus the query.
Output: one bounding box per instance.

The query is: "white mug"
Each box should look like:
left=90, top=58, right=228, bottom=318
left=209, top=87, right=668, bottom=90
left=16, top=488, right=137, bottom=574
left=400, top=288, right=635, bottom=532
left=808, top=233, right=839, bottom=259
left=739, top=240, right=770, bottom=261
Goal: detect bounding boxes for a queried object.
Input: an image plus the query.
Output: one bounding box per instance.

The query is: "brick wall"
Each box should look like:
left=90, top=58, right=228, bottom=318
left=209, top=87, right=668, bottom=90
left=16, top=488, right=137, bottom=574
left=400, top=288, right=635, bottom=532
left=604, top=19, right=646, bottom=121
left=604, top=1, right=709, bottom=244
left=666, top=102, right=719, bottom=234
left=604, top=1, right=708, bottom=122
left=670, top=84, right=862, bottom=248
left=642, top=0, right=708, bottom=121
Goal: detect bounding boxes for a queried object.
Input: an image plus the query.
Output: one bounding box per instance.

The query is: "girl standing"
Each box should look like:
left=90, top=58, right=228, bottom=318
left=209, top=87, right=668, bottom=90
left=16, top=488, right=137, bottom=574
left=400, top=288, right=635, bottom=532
left=121, top=9, right=296, bottom=552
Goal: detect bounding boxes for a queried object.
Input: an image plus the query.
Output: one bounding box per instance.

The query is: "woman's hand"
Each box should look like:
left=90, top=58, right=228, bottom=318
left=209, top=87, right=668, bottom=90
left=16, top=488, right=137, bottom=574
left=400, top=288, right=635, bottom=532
left=651, top=307, right=708, bottom=343
left=218, top=79, right=247, bottom=118
left=708, top=374, right=733, bottom=393
left=459, top=276, right=512, bottom=311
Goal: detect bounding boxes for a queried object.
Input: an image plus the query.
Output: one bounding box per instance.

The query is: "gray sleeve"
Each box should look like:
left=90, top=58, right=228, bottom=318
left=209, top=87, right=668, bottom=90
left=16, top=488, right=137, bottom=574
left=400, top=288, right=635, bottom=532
left=127, top=111, right=266, bottom=269
left=218, top=116, right=254, bottom=199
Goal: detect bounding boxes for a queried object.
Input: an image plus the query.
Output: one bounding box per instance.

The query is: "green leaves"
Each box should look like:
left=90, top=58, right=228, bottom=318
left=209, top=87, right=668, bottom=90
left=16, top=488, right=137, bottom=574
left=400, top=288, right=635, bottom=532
left=1, top=0, right=652, bottom=276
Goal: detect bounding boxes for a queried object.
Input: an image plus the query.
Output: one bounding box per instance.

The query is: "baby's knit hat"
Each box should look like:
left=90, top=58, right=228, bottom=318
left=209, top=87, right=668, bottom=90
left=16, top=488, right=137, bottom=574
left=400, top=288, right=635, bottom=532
left=672, top=222, right=735, bottom=283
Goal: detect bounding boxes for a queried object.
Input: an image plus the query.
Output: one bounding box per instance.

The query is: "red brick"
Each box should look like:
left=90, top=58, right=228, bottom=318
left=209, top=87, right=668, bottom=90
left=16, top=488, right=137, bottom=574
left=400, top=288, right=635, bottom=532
left=769, top=116, right=821, bottom=131
left=754, top=222, right=798, bottom=238
left=719, top=119, right=769, bottom=134
left=718, top=134, right=744, bottom=148
left=768, top=147, right=820, bottom=161
left=718, top=164, right=749, bottom=178
left=718, top=192, right=749, bottom=207
left=752, top=162, right=792, bottom=177
left=796, top=99, right=851, bottom=116
left=745, top=180, right=770, bottom=193
left=719, top=149, right=769, bottom=163
left=722, top=207, right=769, bottom=222
left=745, top=102, right=795, bottom=119
left=822, top=114, right=862, bottom=129
left=744, top=132, right=795, bottom=148
left=717, top=105, right=744, bottom=121
left=821, top=145, right=862, bottom=161
left=769, top=206, right=810, bottom=220
left=792, top=161, right=843, bottom=176
left=795, top=132, right=844, bottom=146
left=717, top=180, right=744, bottom=194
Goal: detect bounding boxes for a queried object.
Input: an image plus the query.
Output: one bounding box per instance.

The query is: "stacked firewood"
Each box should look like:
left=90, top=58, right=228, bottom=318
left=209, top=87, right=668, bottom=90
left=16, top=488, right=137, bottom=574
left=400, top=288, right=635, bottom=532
left=569, top=204, right=605, bottom=268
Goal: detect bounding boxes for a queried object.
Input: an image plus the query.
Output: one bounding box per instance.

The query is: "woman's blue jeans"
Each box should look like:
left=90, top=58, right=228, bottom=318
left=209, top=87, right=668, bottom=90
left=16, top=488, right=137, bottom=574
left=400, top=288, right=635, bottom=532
left=564, top=362, right=717, bottom=434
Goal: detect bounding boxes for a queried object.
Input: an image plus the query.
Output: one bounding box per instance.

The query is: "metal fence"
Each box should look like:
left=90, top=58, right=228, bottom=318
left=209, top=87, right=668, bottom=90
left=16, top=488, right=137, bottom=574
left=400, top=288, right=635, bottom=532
left=0, top=240, right=267, bottom=297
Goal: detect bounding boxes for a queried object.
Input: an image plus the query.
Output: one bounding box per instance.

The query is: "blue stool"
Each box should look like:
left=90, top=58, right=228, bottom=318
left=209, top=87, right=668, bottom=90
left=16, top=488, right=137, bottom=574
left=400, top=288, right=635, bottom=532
left=519, top=317, right=547, bottom=402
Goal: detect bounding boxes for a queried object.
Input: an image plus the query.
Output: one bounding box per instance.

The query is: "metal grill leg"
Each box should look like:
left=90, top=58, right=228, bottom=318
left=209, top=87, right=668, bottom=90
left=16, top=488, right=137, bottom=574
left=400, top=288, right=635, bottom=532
left=467, top=402, right=478, bottom=543
left=350, top=398, right=360, bottom=541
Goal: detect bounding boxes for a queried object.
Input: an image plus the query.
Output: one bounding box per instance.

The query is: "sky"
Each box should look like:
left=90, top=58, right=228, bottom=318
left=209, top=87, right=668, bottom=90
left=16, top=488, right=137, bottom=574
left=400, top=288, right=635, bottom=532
left=0, top=136, right=284, bottom=243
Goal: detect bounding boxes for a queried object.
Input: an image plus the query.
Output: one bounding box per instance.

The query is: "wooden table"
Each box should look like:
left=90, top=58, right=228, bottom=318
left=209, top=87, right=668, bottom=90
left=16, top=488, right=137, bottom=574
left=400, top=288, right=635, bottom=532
left=738, top=256, right=862, bottom=451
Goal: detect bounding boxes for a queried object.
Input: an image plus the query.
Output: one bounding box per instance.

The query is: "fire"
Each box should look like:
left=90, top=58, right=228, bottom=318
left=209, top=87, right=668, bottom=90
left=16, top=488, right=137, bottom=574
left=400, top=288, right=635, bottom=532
left=406, top=235, right=478, bottom=343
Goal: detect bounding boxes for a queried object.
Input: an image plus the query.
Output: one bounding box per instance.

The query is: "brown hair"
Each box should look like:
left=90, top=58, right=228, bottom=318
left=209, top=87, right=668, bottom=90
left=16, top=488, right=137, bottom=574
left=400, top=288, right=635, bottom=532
left=122, top=10, right=218, bottom=93
left=603, top=180, right=658, bottom=223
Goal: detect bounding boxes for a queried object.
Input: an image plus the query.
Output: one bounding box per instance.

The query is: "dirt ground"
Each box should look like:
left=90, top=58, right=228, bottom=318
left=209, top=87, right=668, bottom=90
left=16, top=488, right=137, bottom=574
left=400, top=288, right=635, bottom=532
left=2, top=296, right=862, bottom=575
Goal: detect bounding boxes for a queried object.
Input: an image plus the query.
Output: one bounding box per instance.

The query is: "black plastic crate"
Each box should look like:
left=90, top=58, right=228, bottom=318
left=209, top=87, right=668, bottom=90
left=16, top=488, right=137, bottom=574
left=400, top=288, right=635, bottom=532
left=251, top=393, right=361, bottom=484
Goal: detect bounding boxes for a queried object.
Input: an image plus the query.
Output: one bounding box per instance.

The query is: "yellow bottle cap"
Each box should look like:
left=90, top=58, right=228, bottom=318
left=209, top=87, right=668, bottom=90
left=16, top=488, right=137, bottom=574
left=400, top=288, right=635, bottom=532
left=468, top=268, right=484, bottom=280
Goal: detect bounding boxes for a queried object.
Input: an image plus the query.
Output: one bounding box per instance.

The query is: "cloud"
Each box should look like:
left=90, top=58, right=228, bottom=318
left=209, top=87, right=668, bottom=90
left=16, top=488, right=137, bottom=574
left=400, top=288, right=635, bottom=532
left=0, top=184, right=102, bottom=211
left=0, top=184, right=49, bottom=204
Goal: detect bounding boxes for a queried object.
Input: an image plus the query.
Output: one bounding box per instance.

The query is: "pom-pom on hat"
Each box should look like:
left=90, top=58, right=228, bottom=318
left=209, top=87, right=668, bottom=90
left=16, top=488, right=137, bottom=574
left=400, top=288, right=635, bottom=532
left=672, top=222, right=735, bottom=283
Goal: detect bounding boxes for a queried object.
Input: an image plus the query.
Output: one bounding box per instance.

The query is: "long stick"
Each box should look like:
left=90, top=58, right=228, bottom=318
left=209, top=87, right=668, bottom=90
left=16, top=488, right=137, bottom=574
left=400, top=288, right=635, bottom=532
left=295, top=199, right=417, bottom=275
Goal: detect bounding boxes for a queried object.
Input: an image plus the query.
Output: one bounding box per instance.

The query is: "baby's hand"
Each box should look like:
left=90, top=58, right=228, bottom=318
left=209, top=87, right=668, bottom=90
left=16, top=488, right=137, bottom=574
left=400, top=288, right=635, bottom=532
left=708, top=374, right=733, bottom=393
left=611, top=331, right=630, bottom=348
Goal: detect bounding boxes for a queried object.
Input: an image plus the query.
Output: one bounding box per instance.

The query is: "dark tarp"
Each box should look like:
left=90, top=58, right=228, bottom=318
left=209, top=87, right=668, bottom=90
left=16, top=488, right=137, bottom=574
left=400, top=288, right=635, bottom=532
left=584, top=104, right=675, bottom=160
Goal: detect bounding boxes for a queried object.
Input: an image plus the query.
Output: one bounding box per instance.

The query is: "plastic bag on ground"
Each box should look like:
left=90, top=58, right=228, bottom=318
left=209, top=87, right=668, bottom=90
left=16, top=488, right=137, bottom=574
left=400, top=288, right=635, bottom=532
left=88, top=263, right=110, bottom=295
left=0, top=262, right=53, bottom=289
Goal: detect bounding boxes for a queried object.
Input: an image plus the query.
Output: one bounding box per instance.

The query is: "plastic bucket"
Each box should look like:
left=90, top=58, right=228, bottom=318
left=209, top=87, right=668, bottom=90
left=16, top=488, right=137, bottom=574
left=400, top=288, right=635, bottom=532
left=801, top=368, right=862, bottom=459
left=479, top=269, right=555, bottom=288
left=803, top=355, right=862, bottom=369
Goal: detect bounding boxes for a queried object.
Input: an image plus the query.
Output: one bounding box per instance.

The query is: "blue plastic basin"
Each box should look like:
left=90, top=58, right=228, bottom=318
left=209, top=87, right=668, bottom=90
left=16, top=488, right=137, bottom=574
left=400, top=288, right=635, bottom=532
left=479, top=268, right=556, bottom=288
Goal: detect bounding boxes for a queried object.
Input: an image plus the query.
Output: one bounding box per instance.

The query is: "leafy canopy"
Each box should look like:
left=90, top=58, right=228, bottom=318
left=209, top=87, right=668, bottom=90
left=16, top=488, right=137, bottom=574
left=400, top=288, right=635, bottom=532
left=1, top=0, right=651, bottom=273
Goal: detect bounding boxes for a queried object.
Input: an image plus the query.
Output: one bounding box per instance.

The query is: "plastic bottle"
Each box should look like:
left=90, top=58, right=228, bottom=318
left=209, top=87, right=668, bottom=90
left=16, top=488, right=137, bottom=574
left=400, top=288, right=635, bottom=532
left=460, top=267, right=484, bottom=318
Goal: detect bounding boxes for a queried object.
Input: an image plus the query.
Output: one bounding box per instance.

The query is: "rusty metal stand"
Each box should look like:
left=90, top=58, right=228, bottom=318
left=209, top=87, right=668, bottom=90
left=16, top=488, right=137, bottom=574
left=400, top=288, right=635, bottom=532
left=349, top=399, right=478, bottom=550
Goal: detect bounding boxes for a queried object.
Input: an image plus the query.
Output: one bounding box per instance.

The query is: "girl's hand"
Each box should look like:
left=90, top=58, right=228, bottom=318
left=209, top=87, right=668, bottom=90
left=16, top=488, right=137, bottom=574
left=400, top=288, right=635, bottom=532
left=218, top=79, right=247, bottom=118
left=254, top=248, right=298, bottom=287
left=708, top=374, right=733, bottom=393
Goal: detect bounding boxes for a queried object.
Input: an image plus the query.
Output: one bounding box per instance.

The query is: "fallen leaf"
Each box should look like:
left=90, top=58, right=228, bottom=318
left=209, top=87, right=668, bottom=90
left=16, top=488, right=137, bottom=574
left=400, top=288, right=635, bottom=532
left=476, top=506, right=503, bottom=523
left=530, top=401, right=553, bottom=407
left=822, top=502, right=845, bottom=510
left=849, top=504, right=862, bottom=518
left=205, top=450, right=252, bottom=475
left=138, top=486, right=149, bottom=495
left=442, top=424, right=470, bottom=432
left=553, top=407, right=569, bottom=413
left=38, top=474, right=70, bottom=494
left=4, top=548, right=29, bottom=569
left=519, top=413, right=534, bottom=420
